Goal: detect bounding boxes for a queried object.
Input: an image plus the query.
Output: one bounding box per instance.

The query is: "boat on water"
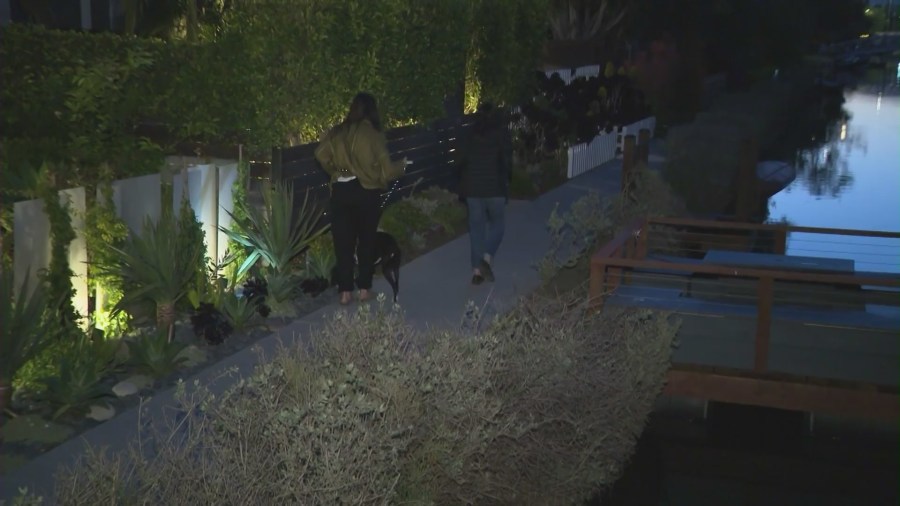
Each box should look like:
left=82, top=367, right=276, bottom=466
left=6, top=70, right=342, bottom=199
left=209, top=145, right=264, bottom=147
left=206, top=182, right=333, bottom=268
left=757, top=160, right=796, bottom=198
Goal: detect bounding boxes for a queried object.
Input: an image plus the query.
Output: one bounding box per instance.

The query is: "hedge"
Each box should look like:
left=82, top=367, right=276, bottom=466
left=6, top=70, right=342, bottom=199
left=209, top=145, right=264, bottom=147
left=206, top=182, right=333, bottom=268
left=0, top=0, right=550, bottom=185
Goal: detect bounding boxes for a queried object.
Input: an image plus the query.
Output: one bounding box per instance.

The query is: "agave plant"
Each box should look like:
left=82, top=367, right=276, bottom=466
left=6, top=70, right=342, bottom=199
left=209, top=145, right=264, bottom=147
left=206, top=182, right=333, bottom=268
left=0, top=269, right=59, bottom=412
left=218, top=291, right=259, bottom=331
left=96, top=210, right=205, bottom=342
left=38, top=334, right=118, bottom=420
left=222, top=182, right=328, bottom=278
left=127, top=329, right=189, bottom=379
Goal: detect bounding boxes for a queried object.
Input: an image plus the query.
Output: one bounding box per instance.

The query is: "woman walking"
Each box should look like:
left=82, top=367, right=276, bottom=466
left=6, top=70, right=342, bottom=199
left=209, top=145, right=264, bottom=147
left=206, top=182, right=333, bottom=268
left=458, top=103, right=512, bottom=284
left=315, top=92, right=408, bottom=305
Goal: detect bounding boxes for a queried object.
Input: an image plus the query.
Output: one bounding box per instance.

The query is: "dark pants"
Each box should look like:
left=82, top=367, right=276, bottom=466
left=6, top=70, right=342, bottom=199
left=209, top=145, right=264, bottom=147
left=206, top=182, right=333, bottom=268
left=466, top=197, right=506, bottom=268
left=330, top=179, right=381, bottom=292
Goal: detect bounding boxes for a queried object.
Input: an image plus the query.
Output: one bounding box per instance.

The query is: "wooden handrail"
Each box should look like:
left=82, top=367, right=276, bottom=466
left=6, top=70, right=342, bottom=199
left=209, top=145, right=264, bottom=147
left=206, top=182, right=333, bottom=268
left=590, top=257, right=900, bottom=288
left=646, top=216, right=900, bottom=239
left=591, top=218, right=646, bottom=259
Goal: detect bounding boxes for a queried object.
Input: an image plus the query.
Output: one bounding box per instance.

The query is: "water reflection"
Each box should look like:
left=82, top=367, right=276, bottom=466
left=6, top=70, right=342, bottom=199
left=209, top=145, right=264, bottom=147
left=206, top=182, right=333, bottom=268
left=767, top=62, right=900, bottom=272
left=789, top=113, right=861, bottom=198
left=769, top=62, right=899, bottom=225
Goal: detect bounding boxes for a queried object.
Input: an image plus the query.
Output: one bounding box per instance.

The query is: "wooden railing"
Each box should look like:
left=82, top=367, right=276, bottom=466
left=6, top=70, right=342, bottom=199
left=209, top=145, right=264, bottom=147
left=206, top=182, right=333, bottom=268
left=589, top=217, right=900, bottom=419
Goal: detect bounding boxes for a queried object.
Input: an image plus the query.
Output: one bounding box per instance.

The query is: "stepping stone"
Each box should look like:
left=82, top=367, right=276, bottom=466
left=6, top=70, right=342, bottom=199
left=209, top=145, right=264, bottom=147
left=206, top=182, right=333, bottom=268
left=112, top=375, right=155, bottom=397
left=112, top=381, right=138, bottom=397
left=86, top=404, right=116, bottom=422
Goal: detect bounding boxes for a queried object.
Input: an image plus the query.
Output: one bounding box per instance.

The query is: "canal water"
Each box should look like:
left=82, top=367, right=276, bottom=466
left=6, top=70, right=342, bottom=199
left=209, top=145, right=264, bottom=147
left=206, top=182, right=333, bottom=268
left=767, top=63, right=900, bottom=274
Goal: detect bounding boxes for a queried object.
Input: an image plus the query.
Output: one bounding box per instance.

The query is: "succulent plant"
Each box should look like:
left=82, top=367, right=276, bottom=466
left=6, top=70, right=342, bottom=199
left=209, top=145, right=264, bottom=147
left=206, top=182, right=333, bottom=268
left=241, top=277, right=271, bottom=317
left=190, top=302, right=233, bottom=345
left=300, top=277, right=329, bottom=297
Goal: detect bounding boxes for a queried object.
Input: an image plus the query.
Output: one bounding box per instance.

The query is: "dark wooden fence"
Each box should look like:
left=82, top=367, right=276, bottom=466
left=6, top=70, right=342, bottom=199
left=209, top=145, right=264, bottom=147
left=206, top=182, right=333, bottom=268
left=253, top=116, right=474, bottom=220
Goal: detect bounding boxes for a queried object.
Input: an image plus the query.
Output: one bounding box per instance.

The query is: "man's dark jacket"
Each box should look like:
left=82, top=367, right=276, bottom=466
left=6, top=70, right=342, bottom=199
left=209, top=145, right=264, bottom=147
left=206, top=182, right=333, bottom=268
left=457, top=124, right=513, bottom=199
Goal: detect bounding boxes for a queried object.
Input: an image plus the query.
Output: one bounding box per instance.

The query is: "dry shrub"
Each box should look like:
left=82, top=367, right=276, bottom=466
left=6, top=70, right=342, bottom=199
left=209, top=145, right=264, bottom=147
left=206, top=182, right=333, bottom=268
left=540, top=164, right=683, bottom=279
left=49, top=294, right=677, bottom=506
left=411, top=292, right=678, bottom=505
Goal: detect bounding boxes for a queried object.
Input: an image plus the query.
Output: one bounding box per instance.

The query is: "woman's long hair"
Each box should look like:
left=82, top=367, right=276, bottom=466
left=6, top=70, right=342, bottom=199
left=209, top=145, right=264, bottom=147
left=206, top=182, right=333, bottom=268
left=343, top=92, right=383, bottom=131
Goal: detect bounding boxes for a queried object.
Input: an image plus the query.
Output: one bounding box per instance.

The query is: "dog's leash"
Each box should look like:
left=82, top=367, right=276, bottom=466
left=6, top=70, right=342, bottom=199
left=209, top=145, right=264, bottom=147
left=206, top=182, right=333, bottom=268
left=380, top=178, right=401, bottom=210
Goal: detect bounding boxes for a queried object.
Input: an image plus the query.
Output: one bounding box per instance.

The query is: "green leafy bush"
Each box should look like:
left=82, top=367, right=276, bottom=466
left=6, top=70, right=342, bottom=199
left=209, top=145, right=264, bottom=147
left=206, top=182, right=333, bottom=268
left=84, top=181, right=130, bottom=335
left=0, top=269, right=60, bottom=411
left=509, top=168, right=538, bottom=199
left=44, top=292, right=676, bottom=504
left=176, top=195, right=209, bottom=305
left=302, top=232, right=336, bottom=281
left=414, top=187, right=467, bottom=235
left=38, top=171, right=80, bottom=329
left=379, top=199, right=430, bottom=252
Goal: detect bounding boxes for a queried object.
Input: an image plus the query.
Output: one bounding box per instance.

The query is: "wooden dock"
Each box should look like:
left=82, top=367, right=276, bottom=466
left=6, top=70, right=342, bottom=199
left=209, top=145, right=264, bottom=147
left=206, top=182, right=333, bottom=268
left=590, top=217, right=900, bottom=420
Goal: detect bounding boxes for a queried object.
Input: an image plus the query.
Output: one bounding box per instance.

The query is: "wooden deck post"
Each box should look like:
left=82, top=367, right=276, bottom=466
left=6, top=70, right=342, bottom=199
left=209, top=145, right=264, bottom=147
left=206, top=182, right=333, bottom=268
left=754, top=276, right=774, bottom=372
left=773, top=226, right=788, bottom=254
left=735, top=135, right=759, bottom=222
left=622, top=134, right=636, bottom=193
left=636, top=223, right=649, bottom=260
left=638, top=128, right=650, bottom=164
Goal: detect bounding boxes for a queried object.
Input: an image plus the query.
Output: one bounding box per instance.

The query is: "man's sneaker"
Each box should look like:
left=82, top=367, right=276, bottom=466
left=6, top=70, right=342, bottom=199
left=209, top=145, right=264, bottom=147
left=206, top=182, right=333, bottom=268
left=479, top=259, right=495, bottom=282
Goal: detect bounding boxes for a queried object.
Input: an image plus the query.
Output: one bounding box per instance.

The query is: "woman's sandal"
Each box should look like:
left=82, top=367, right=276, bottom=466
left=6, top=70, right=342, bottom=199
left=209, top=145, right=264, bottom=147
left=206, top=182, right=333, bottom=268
left=339, top=291, right=353, bottom=305
left=357, top=289, right=372, bottom=302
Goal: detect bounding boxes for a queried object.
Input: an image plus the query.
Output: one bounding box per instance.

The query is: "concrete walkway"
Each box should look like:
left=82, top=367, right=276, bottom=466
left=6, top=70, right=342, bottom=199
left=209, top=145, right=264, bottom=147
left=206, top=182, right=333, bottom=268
left=0, top=148, right=659, bottom=500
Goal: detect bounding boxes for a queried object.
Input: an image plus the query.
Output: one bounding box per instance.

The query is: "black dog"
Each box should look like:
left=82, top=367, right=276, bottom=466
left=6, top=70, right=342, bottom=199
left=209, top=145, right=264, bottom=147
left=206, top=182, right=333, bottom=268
left=330, top=231, right=402, bottom=302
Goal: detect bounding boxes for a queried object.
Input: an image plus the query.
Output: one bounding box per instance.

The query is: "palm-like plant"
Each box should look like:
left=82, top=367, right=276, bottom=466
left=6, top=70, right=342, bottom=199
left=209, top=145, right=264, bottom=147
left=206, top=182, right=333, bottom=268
left=222, top=182, right=328, bottom=278
left=0, top=269, right=58, bottom=412
left=97, top=211, right=204, bottom=342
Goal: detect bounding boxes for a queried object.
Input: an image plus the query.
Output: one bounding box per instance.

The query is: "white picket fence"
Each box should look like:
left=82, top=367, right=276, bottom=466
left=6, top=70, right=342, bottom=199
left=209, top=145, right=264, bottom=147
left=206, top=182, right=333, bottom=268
left=618, top=116, right=657, bottom=149
left=545, top=65, right=601, bottom=84
left=566, top=130, right=618, bottom=179
left=566, top=116, right=656, bottom=179
left=12, top=158, right=239, bottom=318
